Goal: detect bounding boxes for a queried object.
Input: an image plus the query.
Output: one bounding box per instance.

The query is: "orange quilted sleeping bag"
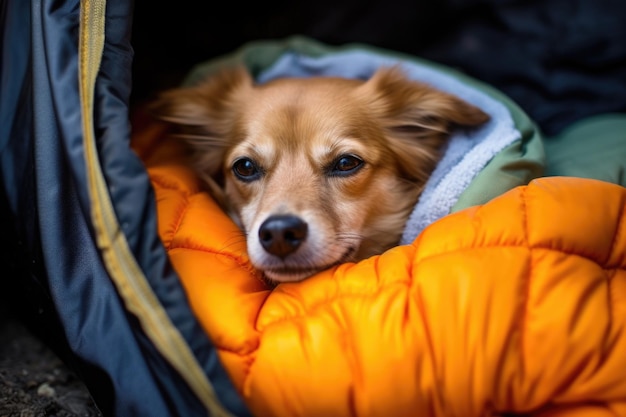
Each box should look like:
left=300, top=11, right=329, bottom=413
left=134, top=117, right=626, bottom=417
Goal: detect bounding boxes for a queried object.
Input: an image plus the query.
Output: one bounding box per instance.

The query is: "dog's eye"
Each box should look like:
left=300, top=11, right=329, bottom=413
left=330, top=154, right=364, bottom=176
left=232, top=157, right=261, bottom=181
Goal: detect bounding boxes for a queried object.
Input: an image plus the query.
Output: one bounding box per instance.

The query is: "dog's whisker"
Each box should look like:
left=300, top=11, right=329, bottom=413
left=217, top=231, right=248, bottom=253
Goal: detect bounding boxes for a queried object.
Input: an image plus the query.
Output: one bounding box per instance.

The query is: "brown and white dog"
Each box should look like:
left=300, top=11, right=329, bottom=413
left=149, top=66, right=489, bottom=283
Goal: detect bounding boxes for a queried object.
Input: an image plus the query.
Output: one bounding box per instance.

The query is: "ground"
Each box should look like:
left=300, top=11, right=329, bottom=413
left=0, top=311, right=101, bottom=417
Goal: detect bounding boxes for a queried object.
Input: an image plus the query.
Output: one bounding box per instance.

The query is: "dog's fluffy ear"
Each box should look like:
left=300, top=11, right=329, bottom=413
left=361, top=66, right=490, bottom=183
left=148, top=67, right=253, bottom=200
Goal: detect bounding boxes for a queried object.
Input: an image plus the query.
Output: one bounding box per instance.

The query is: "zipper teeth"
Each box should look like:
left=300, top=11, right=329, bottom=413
left=78, top=1, right=233, bottom=415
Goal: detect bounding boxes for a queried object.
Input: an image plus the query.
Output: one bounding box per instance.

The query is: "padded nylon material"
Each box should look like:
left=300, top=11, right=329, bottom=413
left=142, top=123, right=626, bottom=416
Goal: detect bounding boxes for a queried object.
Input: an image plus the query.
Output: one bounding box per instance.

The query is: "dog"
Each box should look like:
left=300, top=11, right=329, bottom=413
left=149, top=66, right=489, bottom=284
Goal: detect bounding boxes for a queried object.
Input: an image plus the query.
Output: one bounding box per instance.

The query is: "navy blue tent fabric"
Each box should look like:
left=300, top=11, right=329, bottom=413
left=0, top=1, right=248, bottom=416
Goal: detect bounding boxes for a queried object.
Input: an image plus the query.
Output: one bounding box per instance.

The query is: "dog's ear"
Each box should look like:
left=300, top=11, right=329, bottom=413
left=148, top=67, right=253, bottom=200
left=361, top=66, right=490, bottom=183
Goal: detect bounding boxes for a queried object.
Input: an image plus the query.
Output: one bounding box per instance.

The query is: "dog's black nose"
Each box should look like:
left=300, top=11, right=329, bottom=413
left=258, top=215, right=308, bottom=258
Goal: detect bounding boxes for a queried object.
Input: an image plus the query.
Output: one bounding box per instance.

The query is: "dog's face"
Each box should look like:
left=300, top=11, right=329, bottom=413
left=150, top=66, right=488, bottom=283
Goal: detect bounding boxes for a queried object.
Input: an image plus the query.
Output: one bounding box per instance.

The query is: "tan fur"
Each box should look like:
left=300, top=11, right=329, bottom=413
left=149, top=66, right=489, bottom=283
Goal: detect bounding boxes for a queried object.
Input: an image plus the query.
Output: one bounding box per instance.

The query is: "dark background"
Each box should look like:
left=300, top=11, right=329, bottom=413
left=131, top=0, right=626, bottom=137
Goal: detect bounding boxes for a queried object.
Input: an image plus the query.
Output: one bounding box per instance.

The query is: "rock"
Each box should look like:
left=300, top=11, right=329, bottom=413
left=37, top=382, right=56, bottom=398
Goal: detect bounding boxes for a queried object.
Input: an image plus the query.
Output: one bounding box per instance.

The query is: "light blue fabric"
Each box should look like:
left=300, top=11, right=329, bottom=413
left=258, top=51, right=521, bottom=242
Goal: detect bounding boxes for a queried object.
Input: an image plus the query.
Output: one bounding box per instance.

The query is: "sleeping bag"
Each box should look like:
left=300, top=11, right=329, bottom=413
left=133, top=37, right=626, bottom=416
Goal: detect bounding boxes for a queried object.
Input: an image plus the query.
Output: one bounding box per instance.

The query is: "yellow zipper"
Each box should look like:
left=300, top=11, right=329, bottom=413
left=78, top=1, right=234, bottom=415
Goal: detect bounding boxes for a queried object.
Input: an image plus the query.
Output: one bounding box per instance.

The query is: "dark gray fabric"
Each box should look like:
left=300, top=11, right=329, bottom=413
left=132, top=0, right=626, bottom=136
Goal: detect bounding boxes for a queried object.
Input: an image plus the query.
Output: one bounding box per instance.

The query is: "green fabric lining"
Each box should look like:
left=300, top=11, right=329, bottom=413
left=544, top=113, right=626, bottom=186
